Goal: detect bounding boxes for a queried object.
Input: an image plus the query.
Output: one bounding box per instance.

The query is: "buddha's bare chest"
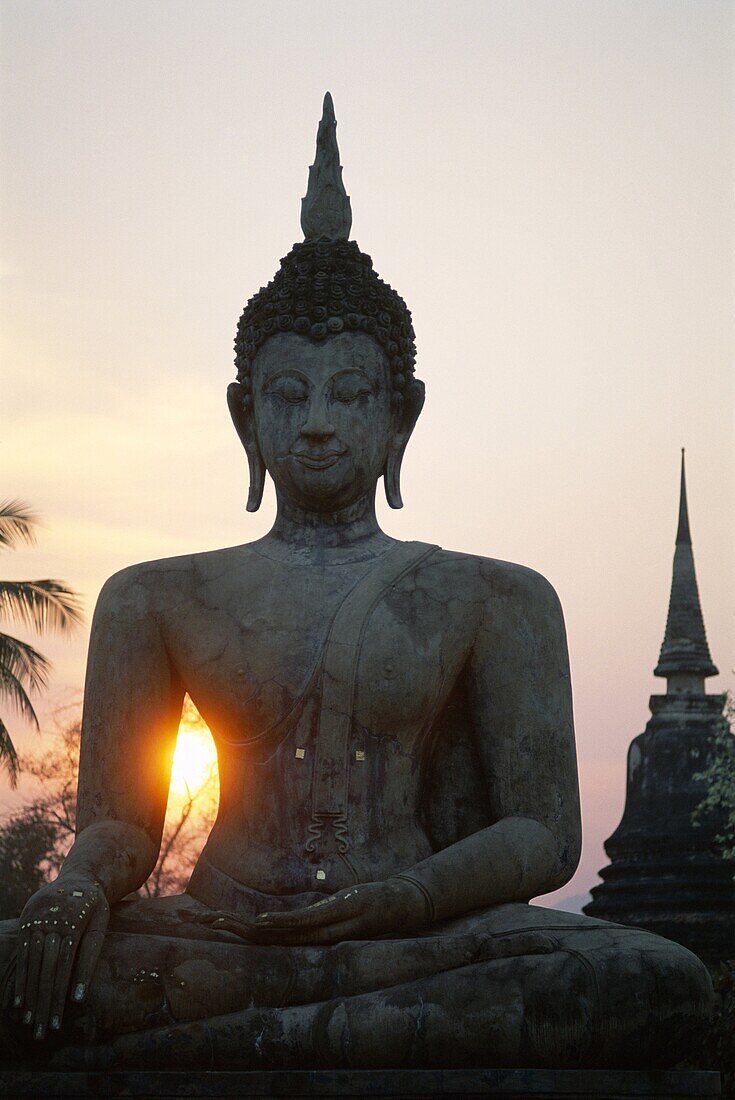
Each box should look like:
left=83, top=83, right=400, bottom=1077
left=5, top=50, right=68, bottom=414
left=162, top=556, right=476, bottom=749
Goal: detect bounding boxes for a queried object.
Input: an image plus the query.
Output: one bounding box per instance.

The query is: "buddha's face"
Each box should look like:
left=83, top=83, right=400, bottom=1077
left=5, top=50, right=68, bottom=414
left=250, top=332, right=395, bottom=513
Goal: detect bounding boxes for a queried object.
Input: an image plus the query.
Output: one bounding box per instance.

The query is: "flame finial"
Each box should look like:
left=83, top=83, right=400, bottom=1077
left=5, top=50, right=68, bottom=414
left=300, top=92, right=352, bottom=241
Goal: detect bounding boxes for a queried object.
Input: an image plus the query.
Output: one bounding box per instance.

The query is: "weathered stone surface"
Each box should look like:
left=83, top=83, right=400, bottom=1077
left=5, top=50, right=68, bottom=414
left=301, top=92, right=352, bottom=242
left=584, top=692, right=735, bottom=962
left=0, top=99, right=715, bottom=1071
left=0, top=1068, right=723, bottom=1098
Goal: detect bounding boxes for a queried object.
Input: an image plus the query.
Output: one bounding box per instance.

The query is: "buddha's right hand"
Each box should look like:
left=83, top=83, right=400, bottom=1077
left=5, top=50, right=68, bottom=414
left=13, top=875, right=110, bottom=1041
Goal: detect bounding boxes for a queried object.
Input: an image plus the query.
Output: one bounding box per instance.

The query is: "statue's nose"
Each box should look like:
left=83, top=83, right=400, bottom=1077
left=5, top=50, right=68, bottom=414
left=301, top=395, right=335, bottom=441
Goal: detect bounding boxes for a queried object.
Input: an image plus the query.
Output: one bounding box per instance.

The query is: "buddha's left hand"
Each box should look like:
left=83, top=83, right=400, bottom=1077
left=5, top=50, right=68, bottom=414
left=247, top=878, right=430, bottom=945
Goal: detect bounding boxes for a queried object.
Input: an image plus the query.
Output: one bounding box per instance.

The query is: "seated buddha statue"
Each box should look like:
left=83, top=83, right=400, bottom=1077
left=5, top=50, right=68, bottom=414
left=0, top=94, right=712, bottom=1072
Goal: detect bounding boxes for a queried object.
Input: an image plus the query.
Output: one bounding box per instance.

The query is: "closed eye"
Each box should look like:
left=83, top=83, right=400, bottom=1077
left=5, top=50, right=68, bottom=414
left=331, top=382, right=373, bottom=403
left=267, top=380, right=309, bottom=404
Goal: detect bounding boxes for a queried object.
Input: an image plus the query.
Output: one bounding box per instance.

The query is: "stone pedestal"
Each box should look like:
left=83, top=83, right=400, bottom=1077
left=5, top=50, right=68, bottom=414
left=0, top=1068, right=722, bottom=1098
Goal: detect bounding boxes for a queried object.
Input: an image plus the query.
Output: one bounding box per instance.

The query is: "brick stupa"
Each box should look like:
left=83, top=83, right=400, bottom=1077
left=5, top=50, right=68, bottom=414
left=585, top=452, right=735, bottom=962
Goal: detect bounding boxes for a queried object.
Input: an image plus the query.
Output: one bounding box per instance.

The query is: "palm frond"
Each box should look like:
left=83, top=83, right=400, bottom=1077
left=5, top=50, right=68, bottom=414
left=0, top=716, right=20, bottom=787
left=0, top=633, right=51, bottom=693
left=0, top=580, right=84, bottom=634
left=0, top=662, right=40, bottom=728
left=0, top=500, right=38, bottom=548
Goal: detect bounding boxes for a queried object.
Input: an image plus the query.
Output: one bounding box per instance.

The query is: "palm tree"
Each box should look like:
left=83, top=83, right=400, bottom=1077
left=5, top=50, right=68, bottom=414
left=0, top=500, right=83, bottom=786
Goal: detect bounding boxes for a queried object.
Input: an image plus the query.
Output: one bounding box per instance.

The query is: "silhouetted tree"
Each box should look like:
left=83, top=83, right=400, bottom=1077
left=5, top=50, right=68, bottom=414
left=689, top=691, right=735, bottom=1090
left=0, top=705, right=218, bottom=918
left=0, top=810, right=58, bottom=918
left=0, top=500, right=83, bottom=784
left=693, top=690, right=735, bottom=867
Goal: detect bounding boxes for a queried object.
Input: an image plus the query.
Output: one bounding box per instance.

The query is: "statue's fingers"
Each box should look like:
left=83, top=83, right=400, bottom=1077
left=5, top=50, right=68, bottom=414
left=32, top=932, right=60, bottom=1040
left=258, top=916, right=361, bottom=946
left=306, top=916, right=368, bottom=945
left=193, top=910, right=226, bottom=926
left=205, top=915, right=257, bottom=939
left=487, top=931, right=558, bottom=959
left=13, top=925, right=31, bottom=1011
left=49, top=935, right=77, bottom=1031
left=70, top=928, right=106, bottom=1003
left=22, top=930, right=45, bottom=1023
left=254, top=892, right=360, bottom=931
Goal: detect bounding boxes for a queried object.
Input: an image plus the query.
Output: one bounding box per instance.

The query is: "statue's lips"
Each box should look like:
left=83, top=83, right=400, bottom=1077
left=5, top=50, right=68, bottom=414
left=290, top=451, right=346, bottom=470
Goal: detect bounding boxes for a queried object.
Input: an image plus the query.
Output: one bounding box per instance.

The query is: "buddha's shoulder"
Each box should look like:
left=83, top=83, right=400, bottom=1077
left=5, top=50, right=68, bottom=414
left=97, top=543, right=561, bottom=622
left=425, top=546, right=562, bottom=615
left=96, top=545, right=259, bottom=608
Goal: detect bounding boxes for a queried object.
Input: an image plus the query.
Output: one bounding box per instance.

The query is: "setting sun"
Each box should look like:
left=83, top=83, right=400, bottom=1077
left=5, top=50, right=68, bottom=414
left=169, top=721, right=219, bottom=802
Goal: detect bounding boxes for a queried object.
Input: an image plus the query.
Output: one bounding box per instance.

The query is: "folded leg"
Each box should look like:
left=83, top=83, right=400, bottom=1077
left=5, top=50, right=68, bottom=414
left=2, top=899, right=713, bottom=1070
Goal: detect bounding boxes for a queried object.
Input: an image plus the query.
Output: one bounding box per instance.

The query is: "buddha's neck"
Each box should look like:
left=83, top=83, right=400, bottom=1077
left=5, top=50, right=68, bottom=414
left=264, top=491, right=391, bottom=562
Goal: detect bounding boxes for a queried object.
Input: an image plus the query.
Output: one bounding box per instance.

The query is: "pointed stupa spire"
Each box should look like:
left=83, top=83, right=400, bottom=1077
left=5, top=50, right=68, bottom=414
left=675, top=447, right=692, bottom=545
left=300, top=92, right=352, bottom=242
left=654, top=450, right=718, bottom=683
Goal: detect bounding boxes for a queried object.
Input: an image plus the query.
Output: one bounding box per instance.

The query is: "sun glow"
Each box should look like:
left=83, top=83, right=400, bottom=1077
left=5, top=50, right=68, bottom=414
left=155, top=701, right=220, bottom=891
left=169, top=718, right=219, bottom=804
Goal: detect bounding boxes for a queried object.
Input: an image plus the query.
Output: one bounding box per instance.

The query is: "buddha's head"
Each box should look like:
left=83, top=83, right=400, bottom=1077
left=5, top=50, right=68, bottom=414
left=227, top=95, right=424, bottom=515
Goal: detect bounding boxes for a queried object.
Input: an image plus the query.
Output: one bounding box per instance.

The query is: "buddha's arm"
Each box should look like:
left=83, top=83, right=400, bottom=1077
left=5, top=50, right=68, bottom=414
left=65, top=563, right=185, bottom=898
left=13, top=564, right=185, bottom=1037
left=396, top=564, right=581, bottom=921
left=11, top=567, right=187, bottom=1038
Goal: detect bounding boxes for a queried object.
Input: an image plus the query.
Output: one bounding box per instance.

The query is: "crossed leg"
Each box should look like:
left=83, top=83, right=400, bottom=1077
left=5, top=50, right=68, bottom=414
left=0, top=896, right=713, bottom=1070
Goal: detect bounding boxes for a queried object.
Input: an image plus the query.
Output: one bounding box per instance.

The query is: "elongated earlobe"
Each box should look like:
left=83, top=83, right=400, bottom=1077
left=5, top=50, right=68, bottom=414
left=384, top=378, right=425, bottom=509
left=384, top=449, right=404, bottom=509
left=227, top=382, right=266, bottom=512
left=245, top=446, right=266, bottom=512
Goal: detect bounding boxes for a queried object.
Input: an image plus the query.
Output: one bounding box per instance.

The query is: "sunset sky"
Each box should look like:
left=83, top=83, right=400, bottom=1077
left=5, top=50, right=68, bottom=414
left=2, top=0, right=733, bottom=907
